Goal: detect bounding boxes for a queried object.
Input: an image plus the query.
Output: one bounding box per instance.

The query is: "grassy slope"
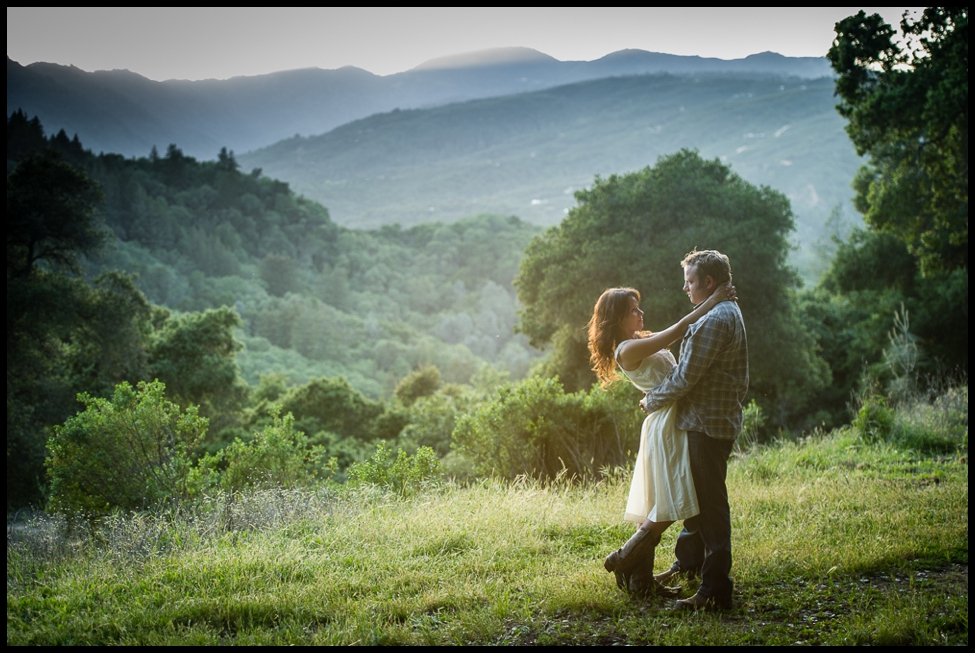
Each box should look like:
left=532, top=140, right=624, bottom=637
left=7, top=429, right=967, bottom=645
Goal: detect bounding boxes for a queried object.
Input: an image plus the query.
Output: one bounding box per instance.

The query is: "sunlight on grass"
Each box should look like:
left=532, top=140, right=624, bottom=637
left=8, top=423, right=968, bottom=645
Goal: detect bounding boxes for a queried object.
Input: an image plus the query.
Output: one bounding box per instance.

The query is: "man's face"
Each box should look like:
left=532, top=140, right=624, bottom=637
left=683, top=264, right=714, bottom=305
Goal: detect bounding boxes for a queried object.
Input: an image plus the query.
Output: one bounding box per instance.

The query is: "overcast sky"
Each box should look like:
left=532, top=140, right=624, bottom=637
left=8, top=7, right=922, bottom=81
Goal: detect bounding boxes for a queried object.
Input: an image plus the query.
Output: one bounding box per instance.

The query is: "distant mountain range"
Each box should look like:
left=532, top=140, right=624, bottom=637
left=7, top=48, right=833, bottom=159
left=238, top=73, right=860, bottom=252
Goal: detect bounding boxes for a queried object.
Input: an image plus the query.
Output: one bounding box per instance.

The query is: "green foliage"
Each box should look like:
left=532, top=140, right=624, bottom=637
left=399, top=392, right=463, bottom=457
left=194, top=409, right=331, bottom=493
left=258, top=376, right=399, bottom=443
left=7, top=271, right=155, bottom=497
left=45, top=381, right=207, bottom=514
left=5, top=145, right=155, bottom=508
left=346, top=441, right=443, bottom=495
left=852, top=382, right=967, bottom=455
left=10, top=114, right=545, bottom=403
left=882, top=303, right=919, bottom=402
left=828, top=8, right=968, bottom=275
left=243, top=376, right=409, bottom=470
left=515, top=149, right=828, bottom=424
left=451, top=376, right=643, bottom=479
left=799, top=230, right=967, bottom=428
left=735, top=399, right=767, bottom=455
left=259, top=253, right=300, bottom=297
left=394, top=364, right=443, bottom=407
left=148, top=306, right=246, bottom=421
left=853, top=395, right=896, bottom=444
left=7, top=150, right=108, bottom=278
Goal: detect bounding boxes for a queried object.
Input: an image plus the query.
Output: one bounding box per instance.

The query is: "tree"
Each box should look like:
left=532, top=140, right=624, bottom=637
left=7, top=150, right=108, bottom=279
left=6, top=151, right=114, bottom=508
left=148, top=306, right=246, bottom=421
left=827, top=8, right=968, bottom=275
left=798, top=227, right=968, bottom=427
left=6, top=109, right=47, bottom=162
left=515, top=149, right=829, bottom=425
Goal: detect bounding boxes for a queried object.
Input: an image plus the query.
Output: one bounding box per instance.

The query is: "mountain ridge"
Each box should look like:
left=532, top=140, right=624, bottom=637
left=7, top=47, right=833, bottom=158
left=237, top=71, right=860, bottom=267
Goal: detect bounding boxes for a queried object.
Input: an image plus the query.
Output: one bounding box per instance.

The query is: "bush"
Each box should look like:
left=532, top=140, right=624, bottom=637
left=194, top=409, right=332, bottom=492
left=895, top=385, right=968, bottom=454
left=736, top=399, right=767, bottom=455
left=346, top=442, right=443, bottom=495
left=451, top=376, right=643, bottom=480
left=852, top=385, right=968, bottom=454
left=853, top=394, right=896, bottom=443
left=398, top=391, right=464, bottom=457
left=46, top=380, right=207, bottom=514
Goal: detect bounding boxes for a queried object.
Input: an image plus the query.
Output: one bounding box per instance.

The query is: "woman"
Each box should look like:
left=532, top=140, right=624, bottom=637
left=587, top=283, right=735, bottom=594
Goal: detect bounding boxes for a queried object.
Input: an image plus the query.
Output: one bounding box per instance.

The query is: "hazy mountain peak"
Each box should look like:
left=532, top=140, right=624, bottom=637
left=743, top=51, right=787, bottom=60
left=412, top=47, right=557, bottom=71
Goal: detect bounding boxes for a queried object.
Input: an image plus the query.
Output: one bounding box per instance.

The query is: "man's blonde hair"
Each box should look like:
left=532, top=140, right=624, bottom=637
left=681, top=249, right=732, bottom=285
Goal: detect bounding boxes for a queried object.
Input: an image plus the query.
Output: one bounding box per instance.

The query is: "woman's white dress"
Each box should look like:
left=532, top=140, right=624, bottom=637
left=616, top=344, right=699, bottom=524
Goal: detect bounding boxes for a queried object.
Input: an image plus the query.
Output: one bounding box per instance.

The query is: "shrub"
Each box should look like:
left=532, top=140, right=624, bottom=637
left=852, top=384, right=967, bottom=454
left=399, top=392, right=463, bottom=457
left=346, top=442, right=443, bottom=495
left=853, top=394, right=896, bottom=443
left=736, top=399, right=767, bottom=455
left=194, top=409, right=332, bottom=493
left=451, top=376, right=643, bottom=479
left=46, top=380, right=207, bottom=514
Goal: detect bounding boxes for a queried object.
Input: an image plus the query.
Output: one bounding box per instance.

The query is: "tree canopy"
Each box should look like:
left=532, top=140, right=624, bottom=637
left=514, top=149, right=829, bottom=424
left=827, top=8, right=968, bottom=275
left=7, top=150, right=108, bottom=279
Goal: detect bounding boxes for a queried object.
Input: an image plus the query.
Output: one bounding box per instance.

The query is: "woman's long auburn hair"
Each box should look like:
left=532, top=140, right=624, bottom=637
left=587, top=287, right=644, bottom=388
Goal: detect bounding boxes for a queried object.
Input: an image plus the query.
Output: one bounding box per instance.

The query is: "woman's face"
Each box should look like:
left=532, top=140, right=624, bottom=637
left=619, top=296, right=644, bottom=337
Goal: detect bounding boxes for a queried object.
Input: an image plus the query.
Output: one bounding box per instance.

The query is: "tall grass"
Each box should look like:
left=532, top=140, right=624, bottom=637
left=7, top=388, right=968, bottom=645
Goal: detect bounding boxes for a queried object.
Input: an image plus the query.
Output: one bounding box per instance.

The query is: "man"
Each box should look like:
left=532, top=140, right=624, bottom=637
left=636, top=249, right=749, bottom=611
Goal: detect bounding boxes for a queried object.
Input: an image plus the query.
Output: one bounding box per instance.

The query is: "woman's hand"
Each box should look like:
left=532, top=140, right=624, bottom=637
left=704, top=281, right=736, bottom=309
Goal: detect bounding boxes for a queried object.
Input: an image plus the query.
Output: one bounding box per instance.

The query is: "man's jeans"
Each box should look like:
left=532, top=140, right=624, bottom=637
left=670, top=430, right=734, bottom=604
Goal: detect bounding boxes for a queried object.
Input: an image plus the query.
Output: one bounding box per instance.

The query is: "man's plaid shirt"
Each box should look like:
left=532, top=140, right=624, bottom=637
left=643, top=300, right=749, bottom=440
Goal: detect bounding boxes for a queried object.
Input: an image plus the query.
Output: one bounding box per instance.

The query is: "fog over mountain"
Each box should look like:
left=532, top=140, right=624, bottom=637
left=7, top=47, right=833, bottom=159
left=238, top=72, right=859, bottom=259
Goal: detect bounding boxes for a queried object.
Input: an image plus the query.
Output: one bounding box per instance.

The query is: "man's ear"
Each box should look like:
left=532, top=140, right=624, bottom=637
left=705, top=275, right=717, bottom=292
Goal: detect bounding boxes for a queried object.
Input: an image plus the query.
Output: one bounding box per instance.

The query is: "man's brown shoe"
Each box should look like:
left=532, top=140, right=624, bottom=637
left=673, top=592, right=732, bottom=612
left=630, top=579, right=682, bottom=599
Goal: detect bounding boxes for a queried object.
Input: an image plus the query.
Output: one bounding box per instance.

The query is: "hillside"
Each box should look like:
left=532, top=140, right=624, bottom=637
left=7, top=49, right=832, bottom=159
left=240, top=73, right=861, bottom=262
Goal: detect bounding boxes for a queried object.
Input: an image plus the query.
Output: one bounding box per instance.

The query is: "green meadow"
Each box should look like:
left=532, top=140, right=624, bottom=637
left=8, top=390, right=967, bottom=645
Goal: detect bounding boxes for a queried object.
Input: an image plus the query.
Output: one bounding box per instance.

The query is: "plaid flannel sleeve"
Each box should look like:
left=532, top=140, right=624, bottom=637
left=643, top=314, right=725, bottom=412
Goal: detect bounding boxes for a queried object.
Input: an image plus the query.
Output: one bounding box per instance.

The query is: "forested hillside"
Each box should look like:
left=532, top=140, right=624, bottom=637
left=6, top=112, right=541, bottom=507
left=9, top=111, right=540, bottom=394
left=239, top=73, right=861, bottom=279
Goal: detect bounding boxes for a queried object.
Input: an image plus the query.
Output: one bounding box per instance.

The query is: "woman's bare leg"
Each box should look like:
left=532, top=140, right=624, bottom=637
left=638, top=518, right=674, bottom=540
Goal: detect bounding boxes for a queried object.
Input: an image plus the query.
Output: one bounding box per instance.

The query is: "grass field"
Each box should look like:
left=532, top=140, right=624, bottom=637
left=7, top=420, right=968, bottom=645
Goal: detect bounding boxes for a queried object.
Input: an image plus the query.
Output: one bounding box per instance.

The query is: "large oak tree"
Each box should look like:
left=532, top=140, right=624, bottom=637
left=514, top=149, right=829, bottom=425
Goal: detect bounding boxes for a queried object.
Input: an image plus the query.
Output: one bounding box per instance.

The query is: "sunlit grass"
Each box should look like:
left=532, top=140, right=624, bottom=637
left=8, top=426, right=967, bottom=645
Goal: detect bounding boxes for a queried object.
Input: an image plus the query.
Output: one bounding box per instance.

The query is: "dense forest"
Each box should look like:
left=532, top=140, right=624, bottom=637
left=7, top=111, right=544, bottom=507
left=5, top=8, right=967, bottom=513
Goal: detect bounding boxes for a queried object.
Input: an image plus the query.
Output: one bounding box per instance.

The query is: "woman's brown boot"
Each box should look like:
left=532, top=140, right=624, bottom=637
left=603, top=527, right=660, bottom=578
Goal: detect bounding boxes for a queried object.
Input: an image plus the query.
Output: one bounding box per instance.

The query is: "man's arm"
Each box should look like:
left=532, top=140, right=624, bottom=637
left=641, top=311, right=728, bottom=412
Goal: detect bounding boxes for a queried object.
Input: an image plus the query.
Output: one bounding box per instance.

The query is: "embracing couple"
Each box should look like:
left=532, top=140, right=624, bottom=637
left=586, top=249, right=748, bottom=611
